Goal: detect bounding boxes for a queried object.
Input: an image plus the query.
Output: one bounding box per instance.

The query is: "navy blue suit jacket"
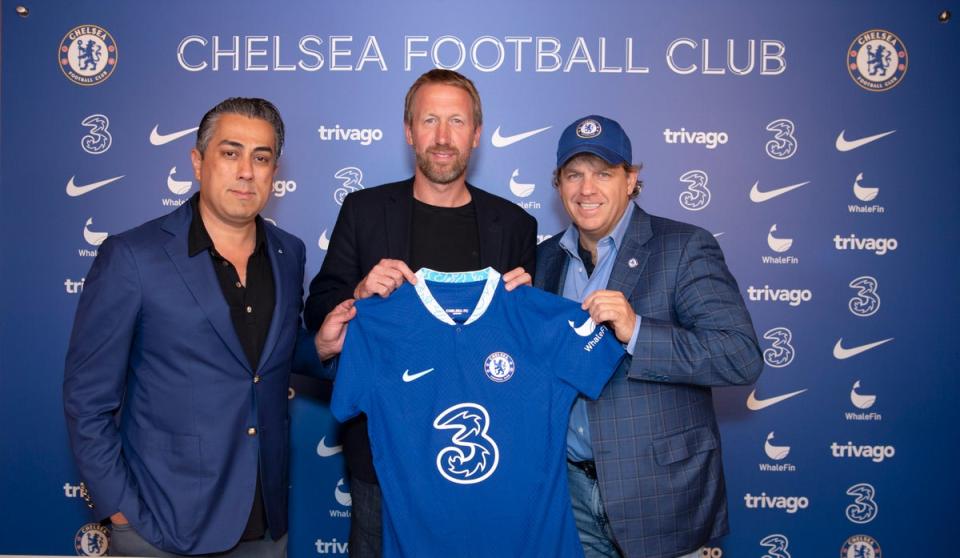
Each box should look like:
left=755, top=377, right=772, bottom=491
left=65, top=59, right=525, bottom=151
left=64, top=201, right=318, bottom=554
left=535, top=204, right=763, bottom=558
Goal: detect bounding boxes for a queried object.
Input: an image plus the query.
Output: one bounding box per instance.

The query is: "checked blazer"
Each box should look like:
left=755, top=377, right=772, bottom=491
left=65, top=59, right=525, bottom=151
left=535, top=203, right=763, bottom=558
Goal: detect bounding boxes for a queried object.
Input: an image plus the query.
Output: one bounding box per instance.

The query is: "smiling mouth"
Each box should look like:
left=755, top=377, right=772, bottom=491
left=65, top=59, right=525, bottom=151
left=578, top=202, right=602, bottom=210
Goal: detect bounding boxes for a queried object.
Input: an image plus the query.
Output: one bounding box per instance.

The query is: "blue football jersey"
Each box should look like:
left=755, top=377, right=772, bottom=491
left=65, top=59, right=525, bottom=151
left=332, top=268, right=625, bottom=558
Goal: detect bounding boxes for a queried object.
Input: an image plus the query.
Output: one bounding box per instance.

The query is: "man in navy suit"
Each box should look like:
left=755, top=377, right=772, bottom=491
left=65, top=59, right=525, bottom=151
left=307, top=69, right=536, bottom=557
left=535, top=115, right=763, bottom=558
left=64, top=98, right=321, bottom=557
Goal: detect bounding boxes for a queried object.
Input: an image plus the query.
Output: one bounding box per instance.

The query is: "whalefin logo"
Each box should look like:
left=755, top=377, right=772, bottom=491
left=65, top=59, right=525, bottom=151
left=749, top=180, right=810, bottom=203
left=83, top=218, right=108, bottom=246
left=318, top=229, right=330, bottom=251
left=833, top=337, right=893, bottom=360
left=59, top=24, right=117, bottom=87
left=316, top=436, right=343, bottom=457
left=491, top=125, right=552, bottom=147
left=568, top=316, right=597, bottom=337
left=764, top=431, right=790, bottom=460
left=66, top=175, right=124, bottom=197
left=767, top=224, right=793, bottom=253
left=747, top=388, right=806, bottom=411
left=508, top=169, right=535, bottom=198
left=850, top=380, right=877, bottom=409
left=150, top=125, right=198, bottom=146
left=334, top=478, right=351, bottom=507
left=853, top=172, right=879, bottom=201
left=167, top=166, right=193, bottom=195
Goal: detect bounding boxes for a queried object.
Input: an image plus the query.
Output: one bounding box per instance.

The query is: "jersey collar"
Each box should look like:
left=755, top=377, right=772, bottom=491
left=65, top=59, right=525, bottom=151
left=413, top=267, right=501, bottom=326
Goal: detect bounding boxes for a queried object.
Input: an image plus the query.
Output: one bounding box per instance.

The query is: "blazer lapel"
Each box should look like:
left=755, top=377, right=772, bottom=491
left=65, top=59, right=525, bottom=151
left=162, top=206, right=251, bottom=373
left=385, top=180, right=413, bottom=262
left=256, top=226, right=288, bottom=372
left=607, top=204, right=653, bottom=298
left=470, top=186, right=503, bottom=269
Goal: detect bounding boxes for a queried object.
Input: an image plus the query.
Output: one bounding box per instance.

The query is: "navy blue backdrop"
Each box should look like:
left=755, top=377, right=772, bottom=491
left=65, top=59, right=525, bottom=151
left=2, top=1, right=958, bottom=556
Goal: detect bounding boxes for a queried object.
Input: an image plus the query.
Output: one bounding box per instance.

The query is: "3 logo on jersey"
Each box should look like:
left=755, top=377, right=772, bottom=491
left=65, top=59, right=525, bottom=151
left=433, top=403, right=499, bottom=484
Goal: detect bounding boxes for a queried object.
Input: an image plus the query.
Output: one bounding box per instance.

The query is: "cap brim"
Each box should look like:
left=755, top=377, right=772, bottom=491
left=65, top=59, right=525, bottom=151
left=557, top=144, right=628, bottom=168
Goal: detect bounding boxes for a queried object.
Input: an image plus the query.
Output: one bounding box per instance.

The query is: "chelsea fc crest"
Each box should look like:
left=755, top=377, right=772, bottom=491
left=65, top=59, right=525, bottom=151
left=847, top=29, right=907, bottom=92
left=484, top=352, right=515, bottom=383
left=840, top=534, right=881, bottom=558
left=74, top=523, right=110, bottom=556
left=59, top=25, right=118, bottom=86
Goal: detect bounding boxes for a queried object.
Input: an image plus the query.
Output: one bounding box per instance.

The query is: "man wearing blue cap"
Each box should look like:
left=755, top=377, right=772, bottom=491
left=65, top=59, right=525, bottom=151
left=535, top=116, right=763, bottom=558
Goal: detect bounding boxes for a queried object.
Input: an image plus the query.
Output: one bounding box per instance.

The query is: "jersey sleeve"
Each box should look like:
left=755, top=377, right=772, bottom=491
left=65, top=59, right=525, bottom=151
left=330, top=306, right=376, bottom=422
left=552, top=305, right=626, bottom=400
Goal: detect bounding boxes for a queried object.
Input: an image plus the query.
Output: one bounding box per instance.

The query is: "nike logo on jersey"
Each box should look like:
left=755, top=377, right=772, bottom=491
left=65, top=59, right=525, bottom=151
left=832, top=338, right=894, bottom=360
left=149, top=125, right=199, bottom=146
left=66, top=175, right=125, bottom=197
left=749, top=181, right=810, bottom=203
left=746, top=388, right=807, bottom=411
left=835, top=129, right=896, bottom=152
left=491, top=125, right=552, bottom=147
left=402, top=368, right=435, bottom=382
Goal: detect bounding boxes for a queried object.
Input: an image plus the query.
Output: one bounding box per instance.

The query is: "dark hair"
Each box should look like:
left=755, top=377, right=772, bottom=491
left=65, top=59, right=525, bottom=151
left=196, top=97, right=285, bottom=158
left=552, top=153, right=643, bottom=198
left=404, top=69, right=482, bottom=127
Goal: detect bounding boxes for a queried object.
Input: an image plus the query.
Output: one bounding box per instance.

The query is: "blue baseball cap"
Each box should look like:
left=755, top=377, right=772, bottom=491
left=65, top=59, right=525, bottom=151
left=556, top=115, right=632, bottom=168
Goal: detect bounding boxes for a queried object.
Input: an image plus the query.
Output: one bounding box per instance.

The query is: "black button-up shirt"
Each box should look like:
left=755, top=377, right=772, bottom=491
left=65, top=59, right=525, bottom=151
left=187, top=194, right=275, bottom=541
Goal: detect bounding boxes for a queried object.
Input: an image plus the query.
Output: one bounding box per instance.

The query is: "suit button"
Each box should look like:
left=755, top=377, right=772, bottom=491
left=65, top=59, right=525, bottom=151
left=247, top=427, right=257, bottom=436
left=253, top=375, right=261, bottom=383
left=87, top=503, right=95, bottom=509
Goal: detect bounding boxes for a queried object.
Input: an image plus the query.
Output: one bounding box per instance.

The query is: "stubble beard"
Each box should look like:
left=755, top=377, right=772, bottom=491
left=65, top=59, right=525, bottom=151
left=415, top=145, right=470, bottom=185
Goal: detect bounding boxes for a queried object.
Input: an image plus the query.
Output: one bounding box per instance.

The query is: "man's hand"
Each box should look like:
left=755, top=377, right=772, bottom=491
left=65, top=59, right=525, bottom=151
left=315, top=299, right=357, bottom=361
left=354, top=259, right=416, bottom=299
left=502, top=267, right=532, bottom=291
left=582, top=290, right=637, bottom=344
left=111, top=512, right=128, bottom=525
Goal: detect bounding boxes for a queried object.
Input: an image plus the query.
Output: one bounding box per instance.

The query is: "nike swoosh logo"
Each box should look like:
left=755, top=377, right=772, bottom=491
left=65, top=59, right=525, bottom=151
left=835, top=129, right=896, bottom=152
left=150, top=125, right=199, bottom=146
left=402, top=368, right=435, bottom=383
left=316, top=436, right=343, bottom=457
left=66, top=175, right=125, bottom=197
left=749, top=181, right=810, bottom=203
left=833, top=337, right=894, bottom=360
left=746, top=388, right=807, bottom=411
left=491, top=125, right=552, bottom=148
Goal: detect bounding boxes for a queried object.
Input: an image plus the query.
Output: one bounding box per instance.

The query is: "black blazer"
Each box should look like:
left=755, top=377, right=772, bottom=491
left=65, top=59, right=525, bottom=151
left=303, top=178, right=537, bottom=482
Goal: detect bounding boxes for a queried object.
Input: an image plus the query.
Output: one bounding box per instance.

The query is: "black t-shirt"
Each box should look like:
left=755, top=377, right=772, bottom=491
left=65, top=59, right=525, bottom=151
left=409, top=198, right=481, bottom=272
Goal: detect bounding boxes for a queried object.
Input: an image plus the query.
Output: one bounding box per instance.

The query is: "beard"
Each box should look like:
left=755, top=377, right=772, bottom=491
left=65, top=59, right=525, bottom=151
left=415, top=145, right=471, bottom=185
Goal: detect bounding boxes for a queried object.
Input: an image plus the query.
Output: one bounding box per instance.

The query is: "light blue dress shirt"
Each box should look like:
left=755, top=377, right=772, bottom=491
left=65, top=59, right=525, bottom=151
left=559, top=202, right=641, bottom=461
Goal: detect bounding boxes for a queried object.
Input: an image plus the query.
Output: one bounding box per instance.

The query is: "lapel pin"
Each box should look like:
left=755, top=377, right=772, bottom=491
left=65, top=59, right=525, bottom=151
left=628, top=258, right=638, bottom=268
left=278, top=249, right=283, bottom=254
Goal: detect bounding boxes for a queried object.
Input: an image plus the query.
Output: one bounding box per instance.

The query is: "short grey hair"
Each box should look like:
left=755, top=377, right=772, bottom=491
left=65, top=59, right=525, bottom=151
left=195, top=97, right=285, bottom=158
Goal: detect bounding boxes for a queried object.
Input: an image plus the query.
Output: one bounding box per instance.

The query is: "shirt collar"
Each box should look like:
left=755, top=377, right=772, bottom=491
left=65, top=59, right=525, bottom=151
left=559, top=201, right=636, bottom=261
left=187, top=193, right=267, bottom=258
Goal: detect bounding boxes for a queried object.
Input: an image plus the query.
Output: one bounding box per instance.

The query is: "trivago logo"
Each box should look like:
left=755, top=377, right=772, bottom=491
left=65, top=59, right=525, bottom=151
left=318, top=124, right=383, bottom=146
left=830, top=441, right=896, bottom=463
left=662, top=128, right=729, bottom=149
left=833, top=234, right=898, bottom=255
left=315, top=538, right=348, bottom=555
left=747, top=285, right=812, bottom=307
left=744, top=492, right=809, bottom=514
